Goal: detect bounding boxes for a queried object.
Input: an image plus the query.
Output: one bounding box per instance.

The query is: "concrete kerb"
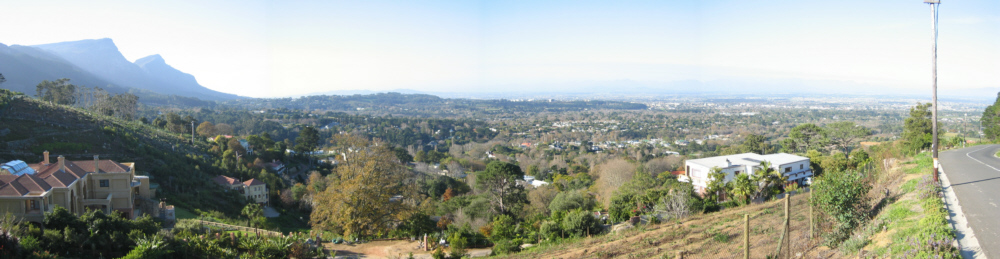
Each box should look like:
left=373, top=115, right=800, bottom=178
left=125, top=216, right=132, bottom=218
left=938, top=164, right=986, bottom=258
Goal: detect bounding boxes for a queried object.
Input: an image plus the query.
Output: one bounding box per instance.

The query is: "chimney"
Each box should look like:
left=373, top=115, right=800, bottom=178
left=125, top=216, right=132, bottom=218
left=57, top=155, right=65, bottom=171
left=725, top=159, right=732, bottom=167
left=94, top=155, right=100, bottom=173
left=43, top=151, right=50, bottom=165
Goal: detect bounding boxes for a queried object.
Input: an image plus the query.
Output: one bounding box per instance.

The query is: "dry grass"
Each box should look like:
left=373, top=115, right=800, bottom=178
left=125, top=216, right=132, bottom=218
left=495, top=157, right=926, bottom=259
left=497, top=192, right=830, bottom=259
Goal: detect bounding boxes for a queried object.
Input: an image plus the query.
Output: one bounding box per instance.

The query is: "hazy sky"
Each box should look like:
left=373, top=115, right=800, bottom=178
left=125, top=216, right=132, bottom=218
left=2, top=0, right=998, bottom=98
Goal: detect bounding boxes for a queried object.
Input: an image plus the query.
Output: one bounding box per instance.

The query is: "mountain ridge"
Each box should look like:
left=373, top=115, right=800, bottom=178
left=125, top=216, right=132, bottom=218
left=15, top=38, right=240, bottom=101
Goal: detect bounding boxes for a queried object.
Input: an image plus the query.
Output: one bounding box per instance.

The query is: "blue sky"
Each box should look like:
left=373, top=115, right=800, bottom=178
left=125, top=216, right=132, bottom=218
left=1, top=0, right=997, bottom=98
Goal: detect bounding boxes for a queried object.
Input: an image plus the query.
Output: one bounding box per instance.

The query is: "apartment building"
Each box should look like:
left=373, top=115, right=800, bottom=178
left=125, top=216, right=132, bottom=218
left=0, top=152, right=151, bottom=223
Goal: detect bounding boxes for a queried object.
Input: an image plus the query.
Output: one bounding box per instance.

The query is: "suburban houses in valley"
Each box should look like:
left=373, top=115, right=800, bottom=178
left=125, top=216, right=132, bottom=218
left=0, top=152, right=155, bottom=222
left=212, top=175, right=268, bottom=205
left=682, top=153, right=812, bottom=195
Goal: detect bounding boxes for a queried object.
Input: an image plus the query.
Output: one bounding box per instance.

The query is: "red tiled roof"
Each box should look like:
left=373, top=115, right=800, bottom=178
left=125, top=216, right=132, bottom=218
left=212, top=175, right=241, bottom=186
left=670, top=170, right=686, bottom=176
left=243, top=178, right=265, bottom=186
left=0, top=157, right=132, bottom=197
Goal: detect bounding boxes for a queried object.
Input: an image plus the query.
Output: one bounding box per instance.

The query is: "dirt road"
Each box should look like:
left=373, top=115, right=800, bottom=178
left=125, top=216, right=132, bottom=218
left=326, top=240, right=491, bottom=258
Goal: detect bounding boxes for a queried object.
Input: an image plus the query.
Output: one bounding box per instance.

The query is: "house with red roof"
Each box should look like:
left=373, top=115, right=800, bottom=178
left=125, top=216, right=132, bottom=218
left=211, top=175, right=268, bottom=205
left=0, top=152, right=152, bottom=222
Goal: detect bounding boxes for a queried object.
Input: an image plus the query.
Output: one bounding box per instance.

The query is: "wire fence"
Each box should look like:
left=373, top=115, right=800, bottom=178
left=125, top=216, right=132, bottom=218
left=663, top=190, right=824, bottom=259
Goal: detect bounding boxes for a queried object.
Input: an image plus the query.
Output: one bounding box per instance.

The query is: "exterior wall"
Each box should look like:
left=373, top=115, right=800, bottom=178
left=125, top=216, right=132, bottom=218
left=0, top=200, right=25, bottom=215
left=775, top=160, right=812, bottom=184
left=0, top=161, right=143, bottom=221
left=49, top=189, right=72, bottom=212
left=135, top=176, right=152, bottom=199
left=0, top=198, right=48, bottom=223
left=686, top=156, right=813, bottom=198
left=245, top=185, right=267, bottom=204
left=685, top=163, right=711, bottom=194
left=89, top=172, right=135, bottom=217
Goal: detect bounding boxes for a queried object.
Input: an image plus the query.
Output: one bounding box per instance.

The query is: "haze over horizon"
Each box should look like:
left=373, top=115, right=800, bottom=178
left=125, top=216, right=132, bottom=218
left=2, top=0, right=999, bottom=99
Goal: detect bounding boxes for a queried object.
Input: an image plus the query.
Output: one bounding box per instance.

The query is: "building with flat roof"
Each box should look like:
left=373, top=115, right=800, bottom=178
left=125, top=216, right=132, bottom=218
left=682, top=153, right=812, bottom=196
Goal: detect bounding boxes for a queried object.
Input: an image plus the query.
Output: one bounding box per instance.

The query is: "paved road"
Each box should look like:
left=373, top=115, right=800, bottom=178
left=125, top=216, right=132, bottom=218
left=940, top=144, right=1000, bottom=258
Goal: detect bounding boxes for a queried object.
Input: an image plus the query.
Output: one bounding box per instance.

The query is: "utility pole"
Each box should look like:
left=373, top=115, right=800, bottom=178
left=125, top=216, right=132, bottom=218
left=926, top=0, right=941, bottom=182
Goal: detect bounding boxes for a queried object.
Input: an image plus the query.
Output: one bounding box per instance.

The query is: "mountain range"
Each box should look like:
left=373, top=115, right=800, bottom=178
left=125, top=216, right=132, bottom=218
left=0, top=38, right=239, bottom=102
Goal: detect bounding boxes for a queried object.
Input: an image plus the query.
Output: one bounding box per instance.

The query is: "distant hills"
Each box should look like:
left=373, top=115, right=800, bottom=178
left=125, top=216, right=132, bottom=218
left=0, top=38, right=239, bottom=102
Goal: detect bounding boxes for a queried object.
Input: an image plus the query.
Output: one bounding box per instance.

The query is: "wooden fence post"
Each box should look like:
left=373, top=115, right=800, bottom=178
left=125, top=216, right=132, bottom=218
left=785, top=194, right=791, bottom=259
left=744, top=214, right=750, bottom=259
left=810, top=189, right=814, bottom=239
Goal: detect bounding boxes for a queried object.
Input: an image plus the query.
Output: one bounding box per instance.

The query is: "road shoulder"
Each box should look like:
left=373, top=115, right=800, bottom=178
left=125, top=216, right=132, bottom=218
left=939, top=163, right=986, bottom=258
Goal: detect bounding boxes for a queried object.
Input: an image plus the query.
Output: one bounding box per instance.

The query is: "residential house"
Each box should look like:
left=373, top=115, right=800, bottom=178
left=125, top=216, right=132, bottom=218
left=239, top=139, right=252, bottom=155
left=682, top=153, right=812, bottom=196
left=521, top=175, right=550, bottom=187
left=243, top=179, right=268, bottom=205
left=211, top=175, right=268, bottom=205
left=0, top=152, right=151, bottom=223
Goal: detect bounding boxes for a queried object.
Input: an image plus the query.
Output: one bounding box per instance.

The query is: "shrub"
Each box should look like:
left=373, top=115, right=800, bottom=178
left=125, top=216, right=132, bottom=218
left=560, top=210, right=601, bottom=238
left=548, top=190, right=595, bottom=213
left=489, top=215, right=517, bottom=241
left=608, top=192, right=637, bottom=222
left=431, top=247, right=446, bottom=259
left=539, top=221, right=561, bottom=241
left=399, top=212, right=437, bottom=238
left=812, top=169, right=871, bottom=246
left=448, top=232, right=468, bottom=259
left=490, top=238, right=521, bottom=256
left=20, top=235, right=41, bottom=252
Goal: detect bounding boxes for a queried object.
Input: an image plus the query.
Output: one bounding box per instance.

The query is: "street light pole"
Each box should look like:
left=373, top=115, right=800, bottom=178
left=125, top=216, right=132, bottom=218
left=926, top=0, right=940, bottom=182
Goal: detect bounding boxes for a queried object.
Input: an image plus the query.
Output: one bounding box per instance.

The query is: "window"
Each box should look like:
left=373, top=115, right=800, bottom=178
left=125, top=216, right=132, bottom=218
left=29, top=200, right=40, bottom=210
left=800, top=164, right=804, bottom=170
left=100, top=180, right=109, bottom=187
left=784, top=167, right=791, bottom=173
left=734, top=170, right=741, bottom=175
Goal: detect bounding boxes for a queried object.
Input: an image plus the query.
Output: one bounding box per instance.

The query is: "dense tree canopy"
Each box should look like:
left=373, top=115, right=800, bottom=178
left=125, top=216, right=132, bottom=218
left=310, top=136, right=416, bottom=237
left=983, top=93, right=1000, bottom=141
left=824, top=121, right=872, bottom=153
left=294, top=126, right=320, bottom=154
left=477, top=161, right=527, bottom=216
left=785, top=123, right=826, bottom=153
left=903, top=103, right=934, bottom=153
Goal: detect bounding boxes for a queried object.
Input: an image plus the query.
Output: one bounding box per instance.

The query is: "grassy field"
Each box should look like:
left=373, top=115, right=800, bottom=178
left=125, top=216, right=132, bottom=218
left=174, top=206, right=198, bottom=220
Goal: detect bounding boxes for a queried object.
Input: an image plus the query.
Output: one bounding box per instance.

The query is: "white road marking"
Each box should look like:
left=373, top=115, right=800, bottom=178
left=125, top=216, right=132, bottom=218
left=966, top=146, right=1000, bottom=172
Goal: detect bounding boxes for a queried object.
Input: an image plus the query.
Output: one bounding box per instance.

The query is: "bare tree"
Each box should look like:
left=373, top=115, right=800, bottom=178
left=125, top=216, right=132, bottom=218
left=595, top=158, right=636, bottom=206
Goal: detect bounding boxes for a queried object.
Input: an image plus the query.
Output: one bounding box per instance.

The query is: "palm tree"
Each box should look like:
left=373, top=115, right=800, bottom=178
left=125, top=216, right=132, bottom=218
left=752, top=161, right=788, bottom=200
left=730, top=173, right=757, bottom=204
left=705, top=167, right=728, bottom=203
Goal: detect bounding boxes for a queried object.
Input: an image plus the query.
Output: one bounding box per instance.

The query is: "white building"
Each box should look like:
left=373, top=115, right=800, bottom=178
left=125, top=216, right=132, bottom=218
left=682, top=153, right=811, bottom=195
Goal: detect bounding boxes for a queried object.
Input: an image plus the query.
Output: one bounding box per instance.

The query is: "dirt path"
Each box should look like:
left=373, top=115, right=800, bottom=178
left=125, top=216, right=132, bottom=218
left=326, top=240, right=491, bottom=258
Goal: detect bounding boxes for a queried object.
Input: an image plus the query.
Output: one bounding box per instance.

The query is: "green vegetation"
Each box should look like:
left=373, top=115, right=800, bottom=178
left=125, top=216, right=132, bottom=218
left=811, top=167, right=872, bottom=245
left=982, top=92, right=1000, bottom=141
left=2, top=76, right=984, bottom=257
left=862, top=152, right=959, bottom=258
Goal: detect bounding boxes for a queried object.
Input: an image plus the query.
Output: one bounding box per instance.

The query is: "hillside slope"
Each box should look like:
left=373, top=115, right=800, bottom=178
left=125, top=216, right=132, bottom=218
left=497, top=193, right=824, bottom=259
left=0, top=92, right=245, bottom=216
left=493, top=152, right=955, bottom=259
